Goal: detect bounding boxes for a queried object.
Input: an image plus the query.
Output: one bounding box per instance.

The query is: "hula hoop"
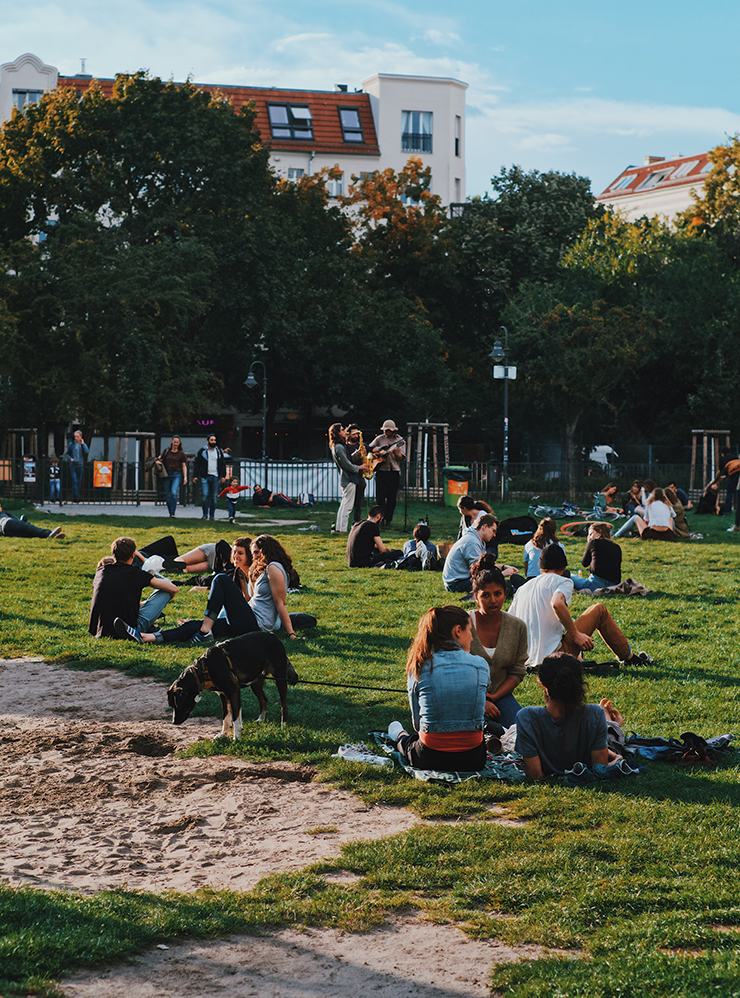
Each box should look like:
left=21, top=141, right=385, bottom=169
left=560, top=520, right=614, bottom=537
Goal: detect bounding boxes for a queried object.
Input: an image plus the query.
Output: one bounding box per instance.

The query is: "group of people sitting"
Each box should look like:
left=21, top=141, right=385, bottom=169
left=612, top=480, right=690, bottom=540
left=388, top=539, right=648, bottom=778
left=88, top=533, right=316, bottom=647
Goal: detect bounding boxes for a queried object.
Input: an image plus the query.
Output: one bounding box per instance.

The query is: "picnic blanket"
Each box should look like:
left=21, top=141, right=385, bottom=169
left=590, top=577, right=650, bottom=596
left=369, top=731, right=526, bottom=785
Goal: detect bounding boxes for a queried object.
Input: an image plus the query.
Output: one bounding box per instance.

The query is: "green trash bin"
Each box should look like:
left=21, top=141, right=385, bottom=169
left=443, top=466, right=471, bottom=507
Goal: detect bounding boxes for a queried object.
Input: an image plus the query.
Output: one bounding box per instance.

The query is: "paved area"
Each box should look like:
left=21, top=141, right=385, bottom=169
left=32, top=501, right=313, bottom=527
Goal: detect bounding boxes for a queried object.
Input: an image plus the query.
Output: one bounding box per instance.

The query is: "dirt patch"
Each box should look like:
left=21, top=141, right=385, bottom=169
left=0, top=657, right=547, bottom=996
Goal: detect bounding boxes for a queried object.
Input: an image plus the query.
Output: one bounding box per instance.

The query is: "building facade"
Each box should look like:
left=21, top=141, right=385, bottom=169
left=596, top=151, right=711, bottom=222
left=0, top=53, right=467, bottom=205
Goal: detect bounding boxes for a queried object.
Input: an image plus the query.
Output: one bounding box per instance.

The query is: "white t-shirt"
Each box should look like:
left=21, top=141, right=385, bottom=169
left=509, top=572, right=574, bottom=667
left=646, top=500, right=675, bottom=529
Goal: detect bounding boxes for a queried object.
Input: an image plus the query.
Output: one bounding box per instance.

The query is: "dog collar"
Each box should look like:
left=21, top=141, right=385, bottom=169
left=191, top=661, right=216, bottom=692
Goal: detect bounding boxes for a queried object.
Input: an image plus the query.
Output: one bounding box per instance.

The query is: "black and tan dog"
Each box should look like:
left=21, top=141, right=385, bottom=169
left=167, top=631, right=298, bottom=740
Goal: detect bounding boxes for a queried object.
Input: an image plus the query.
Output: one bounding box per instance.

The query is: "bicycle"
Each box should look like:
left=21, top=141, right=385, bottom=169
left=528, top=495, right=590, bottom=520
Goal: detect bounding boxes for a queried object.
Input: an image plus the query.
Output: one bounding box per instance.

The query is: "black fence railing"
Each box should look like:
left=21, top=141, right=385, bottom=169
left=0, top=457, right=715, bottom=507
left=401, top=131, right=433, bottom=153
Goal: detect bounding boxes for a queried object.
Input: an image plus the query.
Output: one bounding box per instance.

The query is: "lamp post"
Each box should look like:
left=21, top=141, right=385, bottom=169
left=244, top=361, right=268, bottom=489
left=489, top=326, right=516, bottom=502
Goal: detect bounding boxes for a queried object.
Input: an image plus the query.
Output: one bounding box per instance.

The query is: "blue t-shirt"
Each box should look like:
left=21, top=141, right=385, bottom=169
left=515, top=704, right=607, bottom=776
left=442, top=528, right=484, bottom=588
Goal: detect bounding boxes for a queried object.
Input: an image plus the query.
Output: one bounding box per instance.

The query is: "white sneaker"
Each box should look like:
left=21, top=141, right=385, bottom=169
left=332, top=743, right=392, bottom=768
left=387, top=721, right=405, bottom=742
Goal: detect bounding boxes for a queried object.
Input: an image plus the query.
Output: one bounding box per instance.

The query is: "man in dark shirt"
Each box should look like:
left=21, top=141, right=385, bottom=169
left=89, top=536, right=178, bottom=641
left=347, top=506, right=402, bottom=567
left=720, top=447, right=739, bottom=515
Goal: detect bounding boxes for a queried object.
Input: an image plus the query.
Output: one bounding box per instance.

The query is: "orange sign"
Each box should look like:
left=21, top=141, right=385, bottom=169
left=447, top=479, right=468, bottom=496
left=93, top=461, right=113, bottom=488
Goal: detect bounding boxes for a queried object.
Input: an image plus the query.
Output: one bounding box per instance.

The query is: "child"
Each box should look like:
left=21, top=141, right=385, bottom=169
left=49, top=456, right=61, bottom=502
left=402, top=522, right=439, bottom=570
left=217, top=477, right=251, bottom=522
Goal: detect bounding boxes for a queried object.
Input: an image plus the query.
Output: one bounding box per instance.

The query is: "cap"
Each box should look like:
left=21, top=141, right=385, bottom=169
left=381, top=419, right=398, bottom=433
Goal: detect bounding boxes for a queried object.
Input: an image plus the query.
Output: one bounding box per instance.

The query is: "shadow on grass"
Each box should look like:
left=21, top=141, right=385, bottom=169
left=0, top=613, right=77, bottom=631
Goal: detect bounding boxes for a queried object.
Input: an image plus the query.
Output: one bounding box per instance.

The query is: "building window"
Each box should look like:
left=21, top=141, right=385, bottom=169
left=326, top=174, right=344, bottom=197
left=287, top=168, right=305, bottom=181
left=339, top=107, right=363, bottom=143
left=268, top=104, right=313, bottom=141
left=611, top=174, right=637, bottom=191
left=637, top=170, right=673, bottom=191
left=671, top=160, right=700, bottom=179
left=454, top=178, right=461, bottom=201
left=455, top=116, right=461, bottom=157
left=12, top=89, right=43, bottom=112
left=402, top=110, right=433, bottom=153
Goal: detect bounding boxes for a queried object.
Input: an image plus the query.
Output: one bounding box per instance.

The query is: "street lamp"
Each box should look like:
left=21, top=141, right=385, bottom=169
left=245, top=361, right=268, bottom=489
left=488, top=326, right=516, bottom=502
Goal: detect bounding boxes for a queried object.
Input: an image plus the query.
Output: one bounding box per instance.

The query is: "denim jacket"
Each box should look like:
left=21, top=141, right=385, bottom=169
left=407, top=645, right=488, bottom=733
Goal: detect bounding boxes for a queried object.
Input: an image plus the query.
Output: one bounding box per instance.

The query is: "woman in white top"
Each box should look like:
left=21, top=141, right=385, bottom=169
left=633, top=487, right=676, bottom=541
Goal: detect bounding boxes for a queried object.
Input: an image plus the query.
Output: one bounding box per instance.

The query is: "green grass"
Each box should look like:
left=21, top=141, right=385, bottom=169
left=2, top=499, right=740, bottom=996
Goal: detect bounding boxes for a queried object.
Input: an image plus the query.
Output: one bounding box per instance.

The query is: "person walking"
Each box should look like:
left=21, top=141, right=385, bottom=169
left=155, top=435, right=189, bottom=517
left=193, top=434, right=226, bottom=521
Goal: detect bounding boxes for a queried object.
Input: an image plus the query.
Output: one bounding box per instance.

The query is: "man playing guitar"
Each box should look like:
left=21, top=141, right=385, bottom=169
left=368, top=419, right=406, bottom=528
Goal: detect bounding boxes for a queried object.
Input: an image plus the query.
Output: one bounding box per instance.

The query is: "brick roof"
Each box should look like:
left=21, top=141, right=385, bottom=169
left=596, top=151, right=712, bottom=201
left=57, top=76, right=380, bottom=157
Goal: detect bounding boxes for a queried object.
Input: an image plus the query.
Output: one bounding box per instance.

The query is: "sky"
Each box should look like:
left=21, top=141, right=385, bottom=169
left=3, top=0, right=740, bottom=197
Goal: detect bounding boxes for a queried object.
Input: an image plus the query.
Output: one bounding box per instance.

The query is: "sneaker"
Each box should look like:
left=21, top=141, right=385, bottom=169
left=728, top=526, right=739, bottom=533
left=387, top=720, right=405, bottom=742
left=190, top=630, right=214, bottom=646
left=48, top=526, right=64, bottom=539
left=625, top=650, right=655, bottom=667
left=114, top=617, right=143, bottom=643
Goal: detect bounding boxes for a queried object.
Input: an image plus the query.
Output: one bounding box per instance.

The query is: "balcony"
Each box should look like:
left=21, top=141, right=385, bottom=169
left=401, top=131, right=433, bottom=153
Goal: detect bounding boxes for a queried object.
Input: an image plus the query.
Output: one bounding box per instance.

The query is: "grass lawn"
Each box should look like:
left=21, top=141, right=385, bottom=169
left=2, top=498, right=740, bottom=996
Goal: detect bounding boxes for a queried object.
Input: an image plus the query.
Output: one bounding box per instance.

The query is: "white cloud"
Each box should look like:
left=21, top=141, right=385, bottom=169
left=419, top=28, right=462, bottom=45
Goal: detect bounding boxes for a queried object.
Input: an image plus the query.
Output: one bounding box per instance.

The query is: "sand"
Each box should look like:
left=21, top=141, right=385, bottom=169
left=1, top=657, right=548, bottom=996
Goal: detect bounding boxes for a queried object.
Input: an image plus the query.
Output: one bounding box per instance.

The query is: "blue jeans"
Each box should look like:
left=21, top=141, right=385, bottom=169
left=614, top=514, right=638, bottom=538
left=136, top=589, right=173, bottom=632
left=49, top=480, right=60, bottom=501
left=491, top=692, right=521, bottom=728
left=70, top=464, right=83, bottom=498
left=200, top=475, right=219, bottom=519
left=164, top=472, right=182, bottom=516
left=227, top=499, right=237, bottom=519
left=572, top=573, right=613, bottom=592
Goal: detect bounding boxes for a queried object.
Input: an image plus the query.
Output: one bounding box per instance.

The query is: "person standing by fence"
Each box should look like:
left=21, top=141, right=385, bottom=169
left=368, top=419, right=405, bottom=528
left=329, top=423, right=367, bottom=532
left=65, top=430, right=88, bottom=500
left=49, top=456, right=61, bottom=502
left=193, top=434, right=226, bottom=521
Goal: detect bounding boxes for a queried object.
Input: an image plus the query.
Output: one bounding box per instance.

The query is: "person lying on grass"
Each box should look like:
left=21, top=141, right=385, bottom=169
left=386, top=605, right=489, bottom=773
left=515, top=654, right=625, bottom=778
left=0, top=504, right=65, bottom=540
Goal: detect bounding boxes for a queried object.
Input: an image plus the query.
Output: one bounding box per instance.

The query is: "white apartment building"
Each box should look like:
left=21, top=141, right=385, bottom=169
left=0, top=54, right=467, bottom=205
left=596, top=152, right=712, bottom=222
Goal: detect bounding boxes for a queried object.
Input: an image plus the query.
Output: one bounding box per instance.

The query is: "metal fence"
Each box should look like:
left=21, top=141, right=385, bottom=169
left=0, top=456, right=710, bottom=507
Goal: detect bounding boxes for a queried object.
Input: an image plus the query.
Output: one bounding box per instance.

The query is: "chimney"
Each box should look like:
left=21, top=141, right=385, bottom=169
left=644, top=156, right=665, bottom=166
left=334, top=84, right=348, bottom=92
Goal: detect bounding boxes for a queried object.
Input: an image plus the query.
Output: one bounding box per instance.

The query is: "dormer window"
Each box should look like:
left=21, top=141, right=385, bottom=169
left=339, top=107, right=363, bottom=143
left=671, top=160, right=700, bottom=179
left=612, top=174, right=637, bottom=191
left=268, top=104, right=313, bottom=141
left=637, top=170, right=673, bottom=191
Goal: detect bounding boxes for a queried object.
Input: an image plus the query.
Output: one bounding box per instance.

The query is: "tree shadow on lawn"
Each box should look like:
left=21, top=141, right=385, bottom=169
left=650, top=592, right=736, bottom=605
left=0, top=612, right=77, bottom=632
left=608, top=763, right=740, bottom=807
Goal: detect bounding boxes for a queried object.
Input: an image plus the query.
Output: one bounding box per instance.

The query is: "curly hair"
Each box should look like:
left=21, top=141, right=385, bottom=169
left=248, top=534, right=300, bottom=588
left=538, top=655, right=588, bottom=716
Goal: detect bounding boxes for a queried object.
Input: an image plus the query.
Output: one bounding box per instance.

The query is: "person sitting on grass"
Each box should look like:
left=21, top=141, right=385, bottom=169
left=400, top=522, right=439, bottom=571
left=664, top=487, right=690, bottom=539
left=616, top=487, right=676, bottom=541
left=456, top=496, right=495, bottom=538
left=347, top=505, right=403, bottom=568
left=468, top=565, right=528, bottom=728
left=90, top=536, right=178, bottom=640
left=594, top=483, right=623, bottom=515
left=572, top=522, right=622, bottom=592
left=0, top=504, right=65, bottom=540
left=386, top=605, right=489, bottom=773
left=515, top=654, right=625, bottom=778
left=443, top=514, right=522, bottom=594
left=523, top=518, right=564, bottom=579
left=509, top=543, right=654, bottom=668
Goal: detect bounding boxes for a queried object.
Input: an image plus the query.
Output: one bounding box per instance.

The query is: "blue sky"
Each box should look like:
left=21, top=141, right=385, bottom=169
left=3, top=0, right=740, bottom=196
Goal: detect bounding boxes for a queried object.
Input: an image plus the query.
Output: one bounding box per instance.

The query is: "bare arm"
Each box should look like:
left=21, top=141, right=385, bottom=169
left=552, top=591, right=593, bottom=652
left=591, top=747, right=609, bottom=766
left=150, top=576, right=179, bottom=595
left=373, top=534, right=390, bottom=554
left=267, top=564, right=296, bottom=639
left=523, top=755, right=544, bottom=779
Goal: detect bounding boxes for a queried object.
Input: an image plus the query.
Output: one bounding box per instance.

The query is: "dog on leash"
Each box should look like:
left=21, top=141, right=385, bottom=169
left=167, top=631, right=298, bottom=740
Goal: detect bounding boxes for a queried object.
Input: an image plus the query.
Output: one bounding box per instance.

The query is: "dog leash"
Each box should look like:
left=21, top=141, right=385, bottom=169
left=278, top=677, right=406, bottom=694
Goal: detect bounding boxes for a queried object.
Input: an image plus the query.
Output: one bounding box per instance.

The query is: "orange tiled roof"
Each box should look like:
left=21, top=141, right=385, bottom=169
left=596, top=151, right=712, bottom=200
left=57, top=76, right=380, bottom=157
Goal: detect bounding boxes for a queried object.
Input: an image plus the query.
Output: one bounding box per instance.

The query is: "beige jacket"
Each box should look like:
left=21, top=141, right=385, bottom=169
left=468, top=610, right=528, bottom=695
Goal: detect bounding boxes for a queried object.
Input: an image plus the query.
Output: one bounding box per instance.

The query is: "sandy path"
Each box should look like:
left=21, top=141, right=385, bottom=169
left=1, top=657, right=547, bottom=995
